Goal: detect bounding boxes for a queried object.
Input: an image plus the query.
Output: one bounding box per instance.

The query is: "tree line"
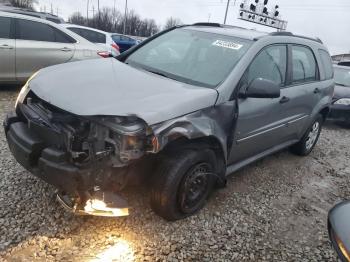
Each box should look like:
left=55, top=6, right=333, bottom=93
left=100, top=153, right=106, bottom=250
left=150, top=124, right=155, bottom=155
left=4, top=0, right=183, bottom=37
left=6, top=0, right=37, bottom=10
left=69, top=8, right=183, bottom=37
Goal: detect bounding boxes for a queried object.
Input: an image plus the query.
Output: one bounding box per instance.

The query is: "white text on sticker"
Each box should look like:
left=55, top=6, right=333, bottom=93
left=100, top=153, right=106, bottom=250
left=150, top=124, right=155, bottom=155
left=212, top=40, right=243, bottom=50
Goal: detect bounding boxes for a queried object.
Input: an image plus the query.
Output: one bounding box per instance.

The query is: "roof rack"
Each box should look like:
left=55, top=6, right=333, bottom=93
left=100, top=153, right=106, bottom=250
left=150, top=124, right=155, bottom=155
left=269, top=31, right=323, bottom=44
left=192, top=22, right=222, bottom=27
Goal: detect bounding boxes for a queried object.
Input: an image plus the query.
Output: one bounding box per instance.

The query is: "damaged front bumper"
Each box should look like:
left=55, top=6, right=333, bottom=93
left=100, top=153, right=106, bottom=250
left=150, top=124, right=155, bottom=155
left=3, top=97, right=157, bottom=216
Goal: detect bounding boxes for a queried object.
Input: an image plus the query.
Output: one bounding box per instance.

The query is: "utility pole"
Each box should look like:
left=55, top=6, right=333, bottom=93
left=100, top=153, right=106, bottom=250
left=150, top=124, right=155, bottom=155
left=87, top=0, right=90, bottom=20
left=97, top=0, right=100, bottom=28
left=123, top=0, right=128, bottom=35
left=224, top=0, right=231, bottom=24
left=224, top=0, right=236, bottom=24
left=50, top=3, right=53, bottom=14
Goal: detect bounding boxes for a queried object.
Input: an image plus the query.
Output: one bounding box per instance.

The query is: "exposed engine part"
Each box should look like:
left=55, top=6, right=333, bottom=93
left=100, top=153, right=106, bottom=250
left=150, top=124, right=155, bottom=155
left=18, top=93, right=155, bottom=168
left=57, top=190, right=129, bottom=217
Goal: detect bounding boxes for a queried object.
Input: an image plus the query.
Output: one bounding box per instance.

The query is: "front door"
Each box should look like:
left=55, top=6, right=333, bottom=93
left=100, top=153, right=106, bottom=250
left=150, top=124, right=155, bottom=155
left=229, top=45, right=288, bottom=164
left=0, top=16, right=15, bottom=82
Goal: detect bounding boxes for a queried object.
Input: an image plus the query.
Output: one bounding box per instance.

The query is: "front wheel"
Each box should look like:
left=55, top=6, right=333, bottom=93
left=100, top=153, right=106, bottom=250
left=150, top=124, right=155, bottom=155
left=290, top=114, right=323, bottom=156
left=150, top=149, right=216, bottom=221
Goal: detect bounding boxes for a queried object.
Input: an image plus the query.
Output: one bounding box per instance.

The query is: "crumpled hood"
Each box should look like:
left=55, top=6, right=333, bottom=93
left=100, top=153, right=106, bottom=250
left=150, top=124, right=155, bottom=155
left=334, top=84, right=350, bottom=100
left=29, top=58, right=218, bottom=125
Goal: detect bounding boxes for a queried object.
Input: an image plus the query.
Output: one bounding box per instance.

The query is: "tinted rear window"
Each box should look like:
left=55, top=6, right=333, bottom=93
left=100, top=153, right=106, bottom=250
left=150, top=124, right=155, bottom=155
left=70, top=27, right=106, bottom=43
left=319, top=49, right=334, bottom=80
left=17, top=19, right=75, bottom=43
left=0, top=17, right=11, bottom=39
left=291, top=45, right=318, bottom=84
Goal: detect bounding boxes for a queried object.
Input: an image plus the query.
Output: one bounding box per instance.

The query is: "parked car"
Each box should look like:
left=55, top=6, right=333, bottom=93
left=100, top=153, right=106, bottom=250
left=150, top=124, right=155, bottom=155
left=62, top=24, right=120, bottom=57
left=338, top=61, right=350, bottom=67
left=0, top=6, right=65, bottom=23
left=328, top=65, right=350, bottom=127
left=0, top=11, right=109, bottom=84
left=328, top=201, right=350, bottom=261
left=4, top=23, right=333, bottom=220
left=110, top=33, right=138, bottom=53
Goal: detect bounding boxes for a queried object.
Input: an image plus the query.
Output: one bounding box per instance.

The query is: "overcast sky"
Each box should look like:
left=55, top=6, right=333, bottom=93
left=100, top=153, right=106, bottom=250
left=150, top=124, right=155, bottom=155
left=36, top=0, right=350, bottom=55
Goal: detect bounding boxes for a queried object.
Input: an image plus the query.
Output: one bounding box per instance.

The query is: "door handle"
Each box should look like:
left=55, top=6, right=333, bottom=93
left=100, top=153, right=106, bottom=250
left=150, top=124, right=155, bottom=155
left=280, top=96, right=290, bottom=104
left=314, top=88, right=321, bottom=94
left=60, top=47, right=72, bottom=52
left=0, top=44, right=14, bottom=49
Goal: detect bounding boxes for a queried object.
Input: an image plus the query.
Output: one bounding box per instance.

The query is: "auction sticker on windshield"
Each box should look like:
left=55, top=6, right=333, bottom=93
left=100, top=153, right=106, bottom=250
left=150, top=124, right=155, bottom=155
left=212, top=40, right=243, bottom=50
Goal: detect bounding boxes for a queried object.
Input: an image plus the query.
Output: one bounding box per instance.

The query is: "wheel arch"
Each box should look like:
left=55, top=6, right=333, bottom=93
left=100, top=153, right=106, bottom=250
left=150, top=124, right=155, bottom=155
left=160, top=135, right=227, bottom=187
left=319, top=106, right=330, bottom=121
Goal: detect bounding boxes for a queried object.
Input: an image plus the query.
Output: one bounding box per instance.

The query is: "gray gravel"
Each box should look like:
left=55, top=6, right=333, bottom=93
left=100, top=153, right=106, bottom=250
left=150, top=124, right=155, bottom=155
left=0, top=88, right=349, bottom=261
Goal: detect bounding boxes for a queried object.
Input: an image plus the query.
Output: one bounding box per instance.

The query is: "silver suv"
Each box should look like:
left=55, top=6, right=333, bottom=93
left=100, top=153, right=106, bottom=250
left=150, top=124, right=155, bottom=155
left=0, top=11, right=107, bottom=84
left=4, top=23, right=334, bottom=220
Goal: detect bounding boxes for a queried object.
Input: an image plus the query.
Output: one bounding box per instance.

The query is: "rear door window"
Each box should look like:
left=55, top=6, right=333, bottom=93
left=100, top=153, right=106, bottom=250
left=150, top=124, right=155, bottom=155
left=291, top=45, right=318, bottom=84
left=319, top=49, right=334, bottom=80
left=68, top=27, right=82, bottom=35
left=0, top=17, right=12, bottom=39
left=78, top=28, right=106, bottom=44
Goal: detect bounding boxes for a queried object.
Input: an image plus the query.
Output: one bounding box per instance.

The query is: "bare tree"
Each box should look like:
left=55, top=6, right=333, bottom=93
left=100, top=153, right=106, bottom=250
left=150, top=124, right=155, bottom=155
left=68, top=12, right=87, bottom=26
left=8, top=0, right=37, bottom=10
left=164, top=17, right=183, bottom=30
left=68, top=7, right=159, bottom=37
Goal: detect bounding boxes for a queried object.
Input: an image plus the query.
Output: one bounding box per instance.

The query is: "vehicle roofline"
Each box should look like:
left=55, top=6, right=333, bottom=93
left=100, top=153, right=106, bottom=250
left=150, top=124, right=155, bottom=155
left=62, top=23, right=111, bottom=35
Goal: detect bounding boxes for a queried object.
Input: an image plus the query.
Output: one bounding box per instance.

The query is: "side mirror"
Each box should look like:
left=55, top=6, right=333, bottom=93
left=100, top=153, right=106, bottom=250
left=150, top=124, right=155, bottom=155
left=328, top=201, right=350, bottom=261
left=240, top=78, right=281, bottom=99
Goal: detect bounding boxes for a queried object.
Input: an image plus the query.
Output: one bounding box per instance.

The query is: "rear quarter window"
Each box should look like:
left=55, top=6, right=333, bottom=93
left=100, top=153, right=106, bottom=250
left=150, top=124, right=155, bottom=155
left=319, top=49, right=334, bottom=80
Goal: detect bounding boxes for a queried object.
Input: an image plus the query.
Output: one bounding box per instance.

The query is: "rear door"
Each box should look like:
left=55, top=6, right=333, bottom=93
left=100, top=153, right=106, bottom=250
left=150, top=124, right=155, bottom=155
left=279, top=45, right=321, bottom=140
left=229, top=45, right=288, bottom=164
left=15, top=18, right=75, bottom=81
left=0, top=16, right=15, bottom=81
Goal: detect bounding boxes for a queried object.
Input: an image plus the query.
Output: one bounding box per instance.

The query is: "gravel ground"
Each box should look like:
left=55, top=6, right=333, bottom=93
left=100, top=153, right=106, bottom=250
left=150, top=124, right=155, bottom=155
left=0, top=88, right=349, bottom=261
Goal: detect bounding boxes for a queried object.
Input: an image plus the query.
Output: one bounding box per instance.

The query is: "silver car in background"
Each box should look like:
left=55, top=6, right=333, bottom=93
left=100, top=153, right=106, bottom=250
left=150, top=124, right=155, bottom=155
left=0, top=11, right=108, bottom=84
left=62, top=24, right=121, bottom=57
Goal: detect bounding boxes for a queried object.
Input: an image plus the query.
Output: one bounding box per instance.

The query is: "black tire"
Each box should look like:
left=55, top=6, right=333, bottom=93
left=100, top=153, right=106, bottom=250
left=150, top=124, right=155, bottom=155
left=150, top=149, right=216, bottom=221
left=290, top=114, right=323, bottom=156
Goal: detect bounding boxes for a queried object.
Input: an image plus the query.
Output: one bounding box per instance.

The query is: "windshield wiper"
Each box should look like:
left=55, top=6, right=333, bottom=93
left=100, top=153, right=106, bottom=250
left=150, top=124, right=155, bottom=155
left=336, top=83, right=347, bottom=87
left=146, top=69, right=173, bottom=79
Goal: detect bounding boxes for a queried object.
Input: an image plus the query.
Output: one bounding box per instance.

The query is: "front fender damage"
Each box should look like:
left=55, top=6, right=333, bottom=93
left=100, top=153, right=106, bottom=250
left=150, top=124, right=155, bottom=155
left=5, top=92, right=237, bottom=216
left=150, top=101, right=238, bottom=182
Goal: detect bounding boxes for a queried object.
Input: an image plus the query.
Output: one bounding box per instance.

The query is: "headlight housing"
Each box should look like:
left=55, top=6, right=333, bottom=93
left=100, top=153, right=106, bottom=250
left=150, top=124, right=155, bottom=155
left=334, top=98, right=350, bottom=106
left=96, top=116, right=156, bottom=163
left=330, top=228, right=350, bottom=261
left=15, top=71, right=39, bottom=107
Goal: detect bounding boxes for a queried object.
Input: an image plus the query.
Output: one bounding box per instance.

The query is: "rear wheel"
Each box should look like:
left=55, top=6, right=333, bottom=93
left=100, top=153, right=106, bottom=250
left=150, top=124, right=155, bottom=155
left=290, top=114, right=323, bottom=156
left=150, top=149, right=216, bottom=221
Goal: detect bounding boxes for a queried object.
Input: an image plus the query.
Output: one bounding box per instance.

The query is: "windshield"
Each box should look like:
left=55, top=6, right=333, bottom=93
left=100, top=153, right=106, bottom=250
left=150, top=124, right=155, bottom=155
left=125, top=28, right=253, bottom=88
left=334, top=67, right=350, bottom=87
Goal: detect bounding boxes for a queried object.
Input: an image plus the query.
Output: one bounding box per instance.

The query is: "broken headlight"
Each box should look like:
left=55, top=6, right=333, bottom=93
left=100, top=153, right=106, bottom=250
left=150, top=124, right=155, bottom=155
left=98, top=116, right=155, bottom=163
